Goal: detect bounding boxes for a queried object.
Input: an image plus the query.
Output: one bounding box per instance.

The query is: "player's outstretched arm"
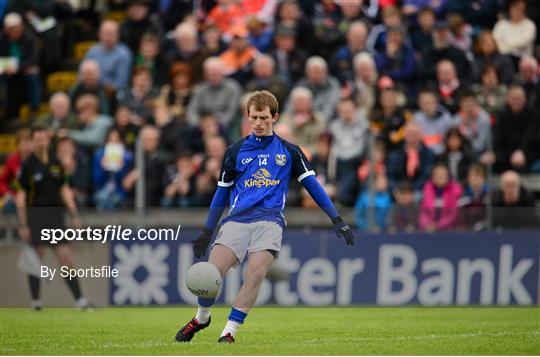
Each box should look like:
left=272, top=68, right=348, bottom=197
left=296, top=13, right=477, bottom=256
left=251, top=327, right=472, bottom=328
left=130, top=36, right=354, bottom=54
left=191, top=185, right=231, bottom=258
left=301, top=175, right=355, bottom=245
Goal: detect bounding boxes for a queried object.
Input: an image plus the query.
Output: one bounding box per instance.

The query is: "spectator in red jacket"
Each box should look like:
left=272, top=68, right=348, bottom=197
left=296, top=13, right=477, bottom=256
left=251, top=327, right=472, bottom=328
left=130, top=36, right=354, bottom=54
left=419, top=162, right=463, bottom=232
left=0, top=129, right=33, bottom=208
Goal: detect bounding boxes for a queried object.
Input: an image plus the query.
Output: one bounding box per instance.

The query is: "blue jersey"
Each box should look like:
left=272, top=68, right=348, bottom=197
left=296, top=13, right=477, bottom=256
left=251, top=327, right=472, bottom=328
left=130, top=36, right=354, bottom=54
left=218, top=133, right=315, bottom=227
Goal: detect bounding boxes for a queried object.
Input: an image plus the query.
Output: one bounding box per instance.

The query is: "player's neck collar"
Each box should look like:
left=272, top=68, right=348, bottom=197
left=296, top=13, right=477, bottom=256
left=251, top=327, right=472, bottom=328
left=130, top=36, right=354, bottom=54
left=249, top=132, right=274, bottom=143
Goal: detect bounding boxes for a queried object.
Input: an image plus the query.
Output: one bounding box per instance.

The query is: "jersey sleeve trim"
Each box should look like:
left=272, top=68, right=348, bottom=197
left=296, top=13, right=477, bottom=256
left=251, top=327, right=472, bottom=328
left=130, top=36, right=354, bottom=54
left=217, top=180, right=234, bottom=187
left=297, top=170, right=315, bottom=182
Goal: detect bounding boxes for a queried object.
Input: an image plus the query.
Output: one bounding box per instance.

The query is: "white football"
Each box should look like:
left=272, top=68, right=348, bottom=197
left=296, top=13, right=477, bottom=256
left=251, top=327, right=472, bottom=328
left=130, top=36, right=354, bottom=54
left=186, top=262, right=222, bottom=298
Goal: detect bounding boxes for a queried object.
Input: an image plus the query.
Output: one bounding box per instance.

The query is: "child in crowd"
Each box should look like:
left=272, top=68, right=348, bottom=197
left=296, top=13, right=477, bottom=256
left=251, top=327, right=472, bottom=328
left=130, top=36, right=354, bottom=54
left=419, top=162, right=463, bottom=232
left=354, top=173, right=393, bottom=232
left=388, top=181, right=418, bottom=233
left=459, top=163, right=489, bottom=231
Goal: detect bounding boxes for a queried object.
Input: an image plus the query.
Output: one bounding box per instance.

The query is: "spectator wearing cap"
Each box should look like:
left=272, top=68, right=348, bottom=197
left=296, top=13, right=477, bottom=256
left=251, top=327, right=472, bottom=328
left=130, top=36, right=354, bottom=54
left=186, top=57, right=242, bottom=128
left=269, top=25, right=308, bottom=86
left=412, top=88, right=453, bottom=155
left=366, top=5, right=411, bottom=54
left=452, top=90, right=492, bottom=159
left=281, top=87, right=325, bottom=157
left=288, top=56, right=341, bottom=123
left=120, top=0, right=163, bottom=55
left=134, top=33, right=169, bottom=87
left=69, top=59, right=110, bottom=115
left=493, top=0, right=536, bottom=58
left=330, top=21, right=369, bottom=84
left=116, top=67, right=159, bottom=124
left=0, top=13, right=41, bottom=121
left=158, top=62, right=192, bottom=121
left=374, top=26, right=416, bottom=95
left=435, top=59, right=464, bottom=114
left=492, top=170, right=538, bottom=229
left=219, top=24, right=258, bottom=83
left=516, top=56, right=539, bottom=110
left=166, top=22, right=207, bottom=85
left=245, top=55, right=288, bottom=105
left=419, top=20, right=471, bottom=83
left=473, top=31, right=515, bottom=85
left=387, top=121, right=435, bottom=193
left=85, top=20, right=133, bottom=94
left=494, top=85, right=540, bottom=173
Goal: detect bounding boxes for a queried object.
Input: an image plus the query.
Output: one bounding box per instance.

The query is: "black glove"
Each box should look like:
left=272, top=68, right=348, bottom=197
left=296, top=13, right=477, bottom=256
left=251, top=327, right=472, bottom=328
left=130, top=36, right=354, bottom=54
left=191, top=228, right=213, bottom=258
left=332, top=217, right=355, bottom=245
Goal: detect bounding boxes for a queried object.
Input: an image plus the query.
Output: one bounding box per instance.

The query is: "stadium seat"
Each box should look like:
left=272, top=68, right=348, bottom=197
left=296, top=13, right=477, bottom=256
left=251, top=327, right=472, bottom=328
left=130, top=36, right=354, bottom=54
left=18, top=102, right=49, bottom=123
left=46, top=72, right=78, bottom=93
left=0, top=134, right=17, bottom=155
left=103, top=11, right=127, bottom=23
left=73, top=41, right=96, bottom=62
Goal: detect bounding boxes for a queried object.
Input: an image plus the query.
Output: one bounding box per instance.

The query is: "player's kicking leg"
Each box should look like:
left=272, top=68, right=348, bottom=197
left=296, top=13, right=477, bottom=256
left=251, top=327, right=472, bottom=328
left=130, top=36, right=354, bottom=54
left=175, top=244, right=238, bottom=342
left=218, top=250, right=275, bottom=343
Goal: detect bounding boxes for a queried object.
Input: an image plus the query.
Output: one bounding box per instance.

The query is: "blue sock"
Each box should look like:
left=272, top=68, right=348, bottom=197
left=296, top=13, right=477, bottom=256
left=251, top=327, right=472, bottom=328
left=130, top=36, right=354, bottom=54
left=228, top=307, right=247, bottom=324
left=197, top=297, right=215, bottom=307
left=196, top=297, right=215, bottom=323
left=222, top=308, right=247, bottom=337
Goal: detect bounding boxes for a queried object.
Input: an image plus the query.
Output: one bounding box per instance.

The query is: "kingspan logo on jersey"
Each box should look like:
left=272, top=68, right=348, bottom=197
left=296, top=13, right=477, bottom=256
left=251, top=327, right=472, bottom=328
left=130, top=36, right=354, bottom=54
left=244, top=168, right=281, bottom=188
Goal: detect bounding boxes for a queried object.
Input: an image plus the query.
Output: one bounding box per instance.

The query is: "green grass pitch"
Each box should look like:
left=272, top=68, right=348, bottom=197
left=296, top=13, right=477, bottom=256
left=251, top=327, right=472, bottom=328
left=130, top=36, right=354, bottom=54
left=1, top=307, right=539, bottom=355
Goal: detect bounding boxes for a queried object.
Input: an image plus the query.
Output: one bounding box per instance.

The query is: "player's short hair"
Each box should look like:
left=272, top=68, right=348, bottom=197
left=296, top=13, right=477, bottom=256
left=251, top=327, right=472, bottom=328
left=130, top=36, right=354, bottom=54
left=246, top=90, right=279, bottom=117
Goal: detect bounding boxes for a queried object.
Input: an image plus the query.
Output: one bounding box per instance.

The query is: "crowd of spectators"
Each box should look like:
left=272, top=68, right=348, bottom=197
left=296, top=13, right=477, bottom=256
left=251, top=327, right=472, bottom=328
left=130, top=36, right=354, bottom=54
left=1, top=0, right=539, bottom=232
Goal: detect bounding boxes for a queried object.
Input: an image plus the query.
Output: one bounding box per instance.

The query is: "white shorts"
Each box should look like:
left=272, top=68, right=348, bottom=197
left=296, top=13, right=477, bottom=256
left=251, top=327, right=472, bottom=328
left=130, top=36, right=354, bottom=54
left=211, top=221, right=283, bottom=267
